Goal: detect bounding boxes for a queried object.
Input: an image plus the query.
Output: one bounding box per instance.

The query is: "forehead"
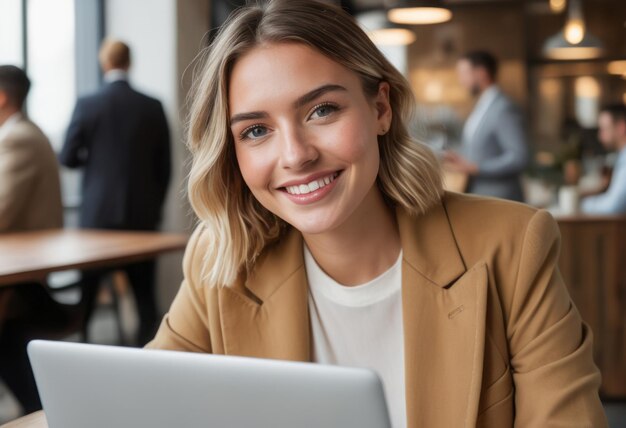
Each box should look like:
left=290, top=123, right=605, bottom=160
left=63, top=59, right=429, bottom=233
left=457, top=59, right=472, bottom=69
left=228, top=42, right=362, bottom=113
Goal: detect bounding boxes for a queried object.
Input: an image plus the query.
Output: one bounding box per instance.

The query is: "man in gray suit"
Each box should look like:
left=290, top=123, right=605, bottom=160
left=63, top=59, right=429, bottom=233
left=444, top=51, right=528, bottom=202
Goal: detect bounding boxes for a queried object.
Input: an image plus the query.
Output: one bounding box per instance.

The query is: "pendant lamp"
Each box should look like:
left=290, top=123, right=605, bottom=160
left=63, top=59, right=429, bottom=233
left=387, top=0, right=452, bottom=25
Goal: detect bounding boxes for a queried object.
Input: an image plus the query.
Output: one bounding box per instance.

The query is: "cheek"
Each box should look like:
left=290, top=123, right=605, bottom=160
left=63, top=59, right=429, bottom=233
left=322, top=116, right=379, bottom=163
left=235, top=145, right=275, bottom=191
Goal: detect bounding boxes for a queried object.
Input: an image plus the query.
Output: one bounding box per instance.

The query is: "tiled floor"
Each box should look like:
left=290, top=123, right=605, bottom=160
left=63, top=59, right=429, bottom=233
left=1, top=291, right=625, bottom=426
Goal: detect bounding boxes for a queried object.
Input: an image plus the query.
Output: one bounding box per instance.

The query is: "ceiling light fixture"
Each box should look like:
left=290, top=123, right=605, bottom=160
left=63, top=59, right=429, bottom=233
left=387, top=0, right=452, bottom=25
left=368, top=28, right=417, bottom=46
left=359, top=10, right=417, bottom=46
left=563, top=0, right=585, bottom=44
left=542, top=0, right=603, bottom=60
left=607, top=60, right=626, bottom=76
left=549, top=0, right=567, bottom=14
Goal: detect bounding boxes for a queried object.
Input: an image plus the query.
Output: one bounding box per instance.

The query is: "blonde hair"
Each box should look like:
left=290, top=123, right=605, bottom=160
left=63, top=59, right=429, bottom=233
left=187, top=0, right=443, bottom=286
left=99, top=39, right=131, bottom=70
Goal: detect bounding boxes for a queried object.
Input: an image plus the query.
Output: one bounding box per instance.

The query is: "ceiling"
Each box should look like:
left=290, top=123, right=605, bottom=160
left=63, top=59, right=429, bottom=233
left=349, top=0, right=620, bottom=13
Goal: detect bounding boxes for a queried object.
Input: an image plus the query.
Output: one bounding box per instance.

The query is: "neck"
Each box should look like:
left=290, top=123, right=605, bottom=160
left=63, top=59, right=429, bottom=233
left=616, top=138, right=626, bottom=151
left=479, top=82, right=495, bottom=95
left=303, top=186, right=401, bottom=286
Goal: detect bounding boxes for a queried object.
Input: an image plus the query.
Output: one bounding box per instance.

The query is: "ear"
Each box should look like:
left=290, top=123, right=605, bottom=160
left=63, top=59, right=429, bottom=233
left=0, top=91, right=7, bottom=109
left=375, top=81, right=392, bottom=136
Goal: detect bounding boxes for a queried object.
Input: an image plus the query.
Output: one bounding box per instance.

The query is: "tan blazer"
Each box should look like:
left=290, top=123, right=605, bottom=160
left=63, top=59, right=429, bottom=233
left=0, top=117, right=63, bottom=232
left=148, top=192, right=607, bottom=427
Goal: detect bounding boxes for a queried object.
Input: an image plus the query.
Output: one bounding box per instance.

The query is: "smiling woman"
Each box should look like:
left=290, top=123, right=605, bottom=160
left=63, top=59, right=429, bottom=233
left=185, top=0, right=442, bottom=288
left=146, top=1, right=608, bottom=427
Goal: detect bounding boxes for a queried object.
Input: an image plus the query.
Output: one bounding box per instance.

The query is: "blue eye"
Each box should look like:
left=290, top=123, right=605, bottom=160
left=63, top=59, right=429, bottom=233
left=310, top=103, right=338, bottom=120
left=241, top=125, right=268, bottom=140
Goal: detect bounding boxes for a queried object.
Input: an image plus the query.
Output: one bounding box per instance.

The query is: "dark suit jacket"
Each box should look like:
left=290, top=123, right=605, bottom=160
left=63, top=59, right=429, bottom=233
left=59, top=80, right=171, bottom=229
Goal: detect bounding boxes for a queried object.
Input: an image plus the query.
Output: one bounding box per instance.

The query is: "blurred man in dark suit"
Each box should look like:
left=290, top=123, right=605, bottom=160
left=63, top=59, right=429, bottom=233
left=444, top=51, right=528, bottom=202
left=0, top=65, right=71, bottom=415
left=60, top=39, right=171, bottom=345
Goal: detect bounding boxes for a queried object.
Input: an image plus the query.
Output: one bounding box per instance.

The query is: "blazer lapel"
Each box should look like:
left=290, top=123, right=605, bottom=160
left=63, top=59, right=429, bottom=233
left=218, top=229, right=311, bottom=362
left=217, top=199, right=488, bottom=427
left=398, top=203, right=488, bottom=427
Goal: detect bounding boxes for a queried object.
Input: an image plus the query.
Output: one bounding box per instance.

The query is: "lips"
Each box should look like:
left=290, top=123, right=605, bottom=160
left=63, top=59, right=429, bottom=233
left=284, top=172, right=339, bottom=195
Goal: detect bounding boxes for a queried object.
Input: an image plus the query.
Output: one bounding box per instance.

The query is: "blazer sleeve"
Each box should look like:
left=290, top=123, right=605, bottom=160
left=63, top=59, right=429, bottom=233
left=59, top=99, right=89, bottom=168
left=475, top=105, right=528, bottom=179
left=506, top=210, right=607, bottom=427
left=145, top=225, right=212, bottom=353
left=0, top=136, right=39, bottom=232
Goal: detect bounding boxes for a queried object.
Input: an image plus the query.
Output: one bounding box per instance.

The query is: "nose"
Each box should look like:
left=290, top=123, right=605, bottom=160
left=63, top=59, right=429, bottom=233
left=278, top=125, right=319, bottom=170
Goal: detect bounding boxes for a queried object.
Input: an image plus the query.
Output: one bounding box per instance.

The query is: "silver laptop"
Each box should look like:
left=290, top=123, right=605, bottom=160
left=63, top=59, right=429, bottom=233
left=28, top=340, right=391, bottom=428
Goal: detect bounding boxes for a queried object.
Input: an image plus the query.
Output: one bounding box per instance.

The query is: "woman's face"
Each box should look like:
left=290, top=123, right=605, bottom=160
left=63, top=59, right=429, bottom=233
left=229, top=42, right=391, bottom=235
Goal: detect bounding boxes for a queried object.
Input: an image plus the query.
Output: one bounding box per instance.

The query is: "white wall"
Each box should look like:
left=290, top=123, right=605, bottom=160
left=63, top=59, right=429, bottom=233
left=105, top=0, right=193, bottom=312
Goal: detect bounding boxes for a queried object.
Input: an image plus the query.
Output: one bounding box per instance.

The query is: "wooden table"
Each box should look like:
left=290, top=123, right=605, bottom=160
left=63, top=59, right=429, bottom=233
left=0, top=411, right=46, bottom=427
left=0, top=229, right=188, bottom=286
left=0, top=229, right=188, bottom=427
left=555, top=215, right=626, bottom=399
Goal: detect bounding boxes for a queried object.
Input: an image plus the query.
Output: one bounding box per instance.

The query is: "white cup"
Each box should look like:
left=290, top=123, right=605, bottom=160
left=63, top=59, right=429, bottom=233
left=558, top=186, right=580, bottom=215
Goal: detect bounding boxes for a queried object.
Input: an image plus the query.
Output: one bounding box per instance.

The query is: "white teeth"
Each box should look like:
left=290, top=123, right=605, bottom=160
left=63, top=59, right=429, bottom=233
left=284, top=173, right=337, bottom=195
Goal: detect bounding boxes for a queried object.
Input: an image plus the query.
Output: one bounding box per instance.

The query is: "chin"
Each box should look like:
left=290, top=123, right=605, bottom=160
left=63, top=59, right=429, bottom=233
left=286, top=219, right=334, bottom=235
left=282, top=211, right=343, bottom=236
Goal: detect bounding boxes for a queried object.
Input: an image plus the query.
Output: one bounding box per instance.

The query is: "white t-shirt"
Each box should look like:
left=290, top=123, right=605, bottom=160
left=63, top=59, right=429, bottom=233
left=305, top=246, right=406, bottom=428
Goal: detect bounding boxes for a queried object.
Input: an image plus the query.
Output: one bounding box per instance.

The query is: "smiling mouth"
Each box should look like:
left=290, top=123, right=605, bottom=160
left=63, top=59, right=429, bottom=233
left=283, top=172, right=340, bottom=195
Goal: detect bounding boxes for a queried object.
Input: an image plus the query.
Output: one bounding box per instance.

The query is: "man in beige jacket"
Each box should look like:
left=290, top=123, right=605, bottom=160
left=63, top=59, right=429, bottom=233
left=0, top=65, right=67, bottom=416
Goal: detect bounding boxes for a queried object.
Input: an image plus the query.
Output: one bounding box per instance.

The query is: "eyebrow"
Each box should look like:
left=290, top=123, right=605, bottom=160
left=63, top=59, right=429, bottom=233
left=229, top=84, right=347, bottom=126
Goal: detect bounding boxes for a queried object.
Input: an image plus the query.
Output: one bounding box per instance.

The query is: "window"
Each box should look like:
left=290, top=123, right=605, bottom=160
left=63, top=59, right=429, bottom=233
left=0, top=0, right=24, bottom=66
left=1, top=0, right=102, bottom=212
left=26, top=0, right=76, bottom=152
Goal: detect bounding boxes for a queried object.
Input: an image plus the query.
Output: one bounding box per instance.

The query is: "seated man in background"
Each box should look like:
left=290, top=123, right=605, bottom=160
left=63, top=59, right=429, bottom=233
left=0, top=65, right=62, bottom=232
left=0, top=65, right=74, bottom=415
left=581, top=104, right=626, bottom=215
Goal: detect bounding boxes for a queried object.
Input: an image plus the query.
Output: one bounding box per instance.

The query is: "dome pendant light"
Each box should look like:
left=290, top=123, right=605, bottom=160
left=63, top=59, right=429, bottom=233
left=542, top=0, right=603, bottom=60
left=359, top=10, right=417, bottom=46
left=549, top=0, right=567, bottom=14
left=564, top=0, right=584, bottom=44
left=387, top=0, right=452, bottom=25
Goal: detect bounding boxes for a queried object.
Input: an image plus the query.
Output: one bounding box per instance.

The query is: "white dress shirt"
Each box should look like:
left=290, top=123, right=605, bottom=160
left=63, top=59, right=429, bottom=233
left=103, top=69, right=128, bottom=83
left=462, top=85, right=499, bottom=144
left=582, top=147, right=626, bottom=214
